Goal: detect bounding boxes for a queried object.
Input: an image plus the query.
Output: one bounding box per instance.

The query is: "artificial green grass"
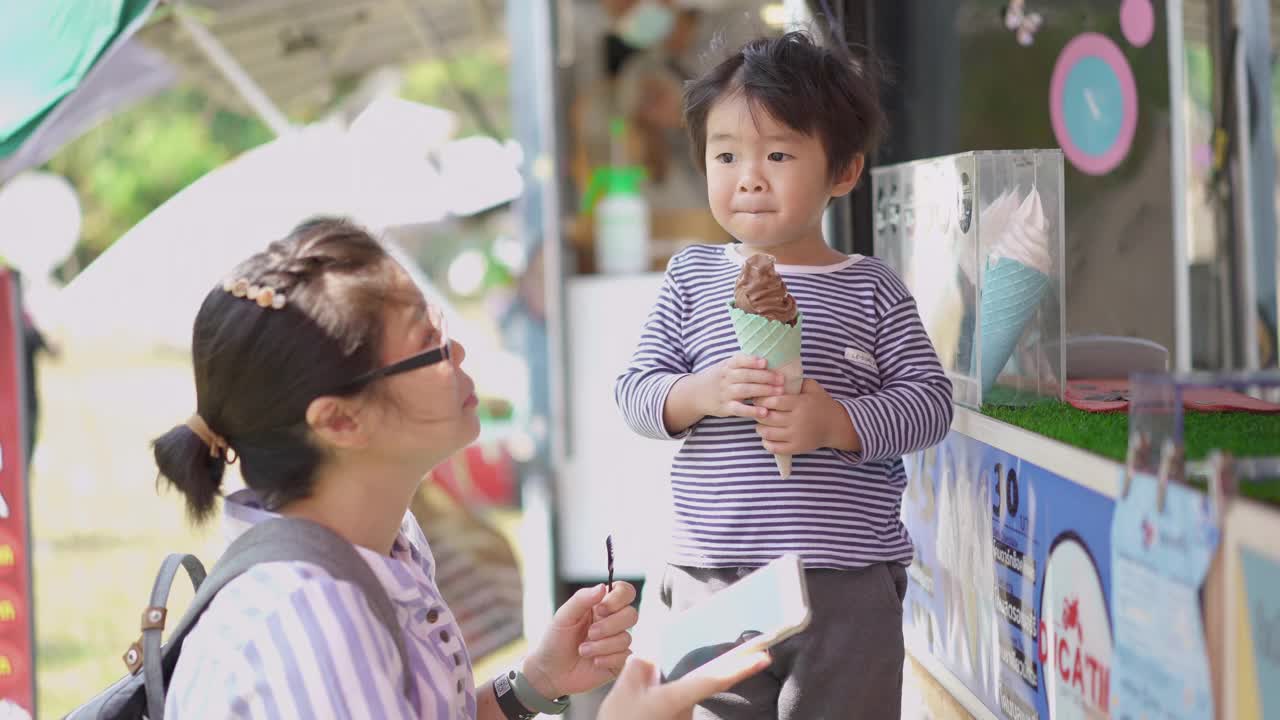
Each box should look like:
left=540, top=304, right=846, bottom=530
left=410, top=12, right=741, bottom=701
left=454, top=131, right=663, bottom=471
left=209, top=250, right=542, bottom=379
left=979, top=397, right=1280, bottom=504
left=981, top=402, right=1280, bottom=462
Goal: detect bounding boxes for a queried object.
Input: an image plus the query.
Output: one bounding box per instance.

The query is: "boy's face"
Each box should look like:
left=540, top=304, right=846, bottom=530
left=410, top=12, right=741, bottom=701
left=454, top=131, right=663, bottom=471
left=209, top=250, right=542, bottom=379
left=703, top=93, right=860, bottom=252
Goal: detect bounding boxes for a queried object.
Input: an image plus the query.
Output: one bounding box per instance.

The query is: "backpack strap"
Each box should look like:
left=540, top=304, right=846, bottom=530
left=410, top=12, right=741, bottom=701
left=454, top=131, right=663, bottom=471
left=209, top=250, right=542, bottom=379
left=141, top=517, right=411, bottom=720
left=131, top=553, right=206, bottom=674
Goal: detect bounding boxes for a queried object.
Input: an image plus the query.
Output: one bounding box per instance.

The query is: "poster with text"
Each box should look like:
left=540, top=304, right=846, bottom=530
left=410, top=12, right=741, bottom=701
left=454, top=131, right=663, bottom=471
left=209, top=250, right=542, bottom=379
left=1234, top=546, right=1280, bottom=718
left=0, top=271, right=34, bottom=719
left=903, top=431, right=1116, bottom=720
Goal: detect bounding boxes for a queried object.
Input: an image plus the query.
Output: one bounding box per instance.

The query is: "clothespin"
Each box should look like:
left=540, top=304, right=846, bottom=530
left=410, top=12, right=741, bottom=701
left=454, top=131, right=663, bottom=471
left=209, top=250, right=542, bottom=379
left=1156, top=437, right=1185, bottom=512
left=1123, top=431, right=1153, bottom=498
left=1207, top=451, right=1237, bottom=526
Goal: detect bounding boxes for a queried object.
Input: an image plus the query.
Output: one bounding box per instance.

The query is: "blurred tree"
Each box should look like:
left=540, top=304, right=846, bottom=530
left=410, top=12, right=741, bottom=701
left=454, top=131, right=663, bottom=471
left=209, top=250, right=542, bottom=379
left=44, top=88, right=272, bottom=277
left=42, top=43, right=511, bottom=280
left=401, top=43, right=511, bottom=137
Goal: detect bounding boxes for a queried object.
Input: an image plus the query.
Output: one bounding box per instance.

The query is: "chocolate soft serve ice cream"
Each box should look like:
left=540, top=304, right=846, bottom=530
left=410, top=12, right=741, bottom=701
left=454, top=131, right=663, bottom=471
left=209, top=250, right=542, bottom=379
left=733, top=253, right=798, bottom=325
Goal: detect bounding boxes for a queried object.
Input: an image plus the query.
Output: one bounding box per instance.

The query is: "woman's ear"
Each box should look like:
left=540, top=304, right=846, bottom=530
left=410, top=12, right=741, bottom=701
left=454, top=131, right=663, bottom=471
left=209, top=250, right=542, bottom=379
left=305, top=395, right=372, bottom=450
left=830, top=154, right=866, bottom=199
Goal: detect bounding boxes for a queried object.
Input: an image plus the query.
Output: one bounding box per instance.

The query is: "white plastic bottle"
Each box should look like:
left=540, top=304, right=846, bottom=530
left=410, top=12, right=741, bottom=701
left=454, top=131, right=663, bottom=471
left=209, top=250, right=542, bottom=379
left=588, top=166, right=650, bottom=274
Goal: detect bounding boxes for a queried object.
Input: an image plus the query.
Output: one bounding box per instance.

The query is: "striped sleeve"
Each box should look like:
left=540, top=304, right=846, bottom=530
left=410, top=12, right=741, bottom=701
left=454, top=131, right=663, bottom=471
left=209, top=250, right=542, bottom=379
left=835, top=292, right=954, bottom=465
left=168, top=576, right=424, bottom=719
left=614, top=261, right=695, bottom=440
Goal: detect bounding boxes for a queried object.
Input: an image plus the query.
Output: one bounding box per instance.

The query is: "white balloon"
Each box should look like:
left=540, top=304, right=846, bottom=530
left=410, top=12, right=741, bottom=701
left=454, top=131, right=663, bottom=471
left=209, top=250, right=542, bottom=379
left=0, top=171, right=82, bottom=275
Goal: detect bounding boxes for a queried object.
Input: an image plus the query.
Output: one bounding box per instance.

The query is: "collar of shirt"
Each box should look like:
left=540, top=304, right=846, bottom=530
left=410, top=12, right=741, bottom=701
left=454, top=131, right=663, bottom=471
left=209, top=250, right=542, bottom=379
left=221, top=489, right=429, bottom=604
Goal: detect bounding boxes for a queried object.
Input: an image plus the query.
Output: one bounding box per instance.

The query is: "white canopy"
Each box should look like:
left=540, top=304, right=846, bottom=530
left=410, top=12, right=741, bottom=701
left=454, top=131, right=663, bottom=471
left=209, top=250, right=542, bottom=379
left=56, top=98, right=521, bottom=357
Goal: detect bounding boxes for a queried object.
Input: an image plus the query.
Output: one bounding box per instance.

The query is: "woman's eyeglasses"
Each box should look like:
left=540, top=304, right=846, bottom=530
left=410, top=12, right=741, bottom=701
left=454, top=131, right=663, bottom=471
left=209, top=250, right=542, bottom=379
left=333, top=304, right=450, bottom=394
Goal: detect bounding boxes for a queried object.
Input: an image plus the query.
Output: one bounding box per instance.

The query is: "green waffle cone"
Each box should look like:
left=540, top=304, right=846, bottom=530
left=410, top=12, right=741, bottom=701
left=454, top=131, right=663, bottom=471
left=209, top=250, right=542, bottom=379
left=728, top=301, right=805, bottom=478
left=727, top=301, right=804, bottom=369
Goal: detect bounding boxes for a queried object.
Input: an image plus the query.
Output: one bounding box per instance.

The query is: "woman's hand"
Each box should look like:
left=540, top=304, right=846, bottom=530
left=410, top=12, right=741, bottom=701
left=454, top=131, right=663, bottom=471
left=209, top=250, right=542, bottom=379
left=597, top=649, right=772, bottom=720
left=521, top=583, right=639, bottom=698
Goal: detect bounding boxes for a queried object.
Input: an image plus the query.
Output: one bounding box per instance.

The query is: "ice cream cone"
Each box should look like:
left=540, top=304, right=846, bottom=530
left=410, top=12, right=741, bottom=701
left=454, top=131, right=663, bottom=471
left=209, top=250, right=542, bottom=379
left=771, top=356, right=805, bottom=477
left=976, top=257, right=1049, bottom=395
left=728, top=301, right=804, bottom=478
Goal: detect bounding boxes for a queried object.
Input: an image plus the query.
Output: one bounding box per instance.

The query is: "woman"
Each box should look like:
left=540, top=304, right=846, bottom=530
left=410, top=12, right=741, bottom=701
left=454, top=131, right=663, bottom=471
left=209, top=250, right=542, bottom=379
left=154, top=217, right=767, bottom=719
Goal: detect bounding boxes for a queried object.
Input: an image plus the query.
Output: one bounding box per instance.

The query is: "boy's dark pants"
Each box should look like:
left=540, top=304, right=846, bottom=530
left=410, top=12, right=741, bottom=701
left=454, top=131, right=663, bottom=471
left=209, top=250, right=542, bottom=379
left=661, top=563, right=908, bottom=720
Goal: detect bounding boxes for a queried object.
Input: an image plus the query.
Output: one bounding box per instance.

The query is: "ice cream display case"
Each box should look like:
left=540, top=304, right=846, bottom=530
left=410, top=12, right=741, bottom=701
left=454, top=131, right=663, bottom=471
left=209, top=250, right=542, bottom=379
left=873, top=149, right=1280, bottom=720
left=872, top=150, right=1066, bottom=410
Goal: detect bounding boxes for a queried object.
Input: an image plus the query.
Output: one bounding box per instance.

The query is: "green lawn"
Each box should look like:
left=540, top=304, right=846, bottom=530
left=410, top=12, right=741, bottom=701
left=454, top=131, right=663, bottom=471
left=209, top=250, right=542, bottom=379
left=29, top=349, right=526, bottom=718
left=30, top=351, right=216, bottom=717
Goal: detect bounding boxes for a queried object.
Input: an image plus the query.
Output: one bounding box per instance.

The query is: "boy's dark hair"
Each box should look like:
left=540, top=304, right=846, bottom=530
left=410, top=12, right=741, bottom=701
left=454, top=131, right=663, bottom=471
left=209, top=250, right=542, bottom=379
left=683, top=31, right=887, bottom=181
left=152, top=217, right=416, bottom=523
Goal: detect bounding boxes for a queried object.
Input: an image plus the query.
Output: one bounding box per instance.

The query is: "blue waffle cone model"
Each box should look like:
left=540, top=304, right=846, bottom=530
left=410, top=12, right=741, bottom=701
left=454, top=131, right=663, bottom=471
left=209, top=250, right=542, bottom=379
left=977, top=257, right=1049, bottom=396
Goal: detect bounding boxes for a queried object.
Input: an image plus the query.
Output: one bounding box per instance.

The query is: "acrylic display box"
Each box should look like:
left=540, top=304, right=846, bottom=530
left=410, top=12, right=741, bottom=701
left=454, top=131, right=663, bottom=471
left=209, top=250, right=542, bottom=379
left=873, top=149, right=1066, bottom=409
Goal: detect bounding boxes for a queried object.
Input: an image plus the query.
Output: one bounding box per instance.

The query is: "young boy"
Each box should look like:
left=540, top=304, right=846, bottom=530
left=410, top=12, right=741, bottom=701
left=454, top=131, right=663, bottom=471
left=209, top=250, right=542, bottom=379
left=615, top=32, right=954, bottom=719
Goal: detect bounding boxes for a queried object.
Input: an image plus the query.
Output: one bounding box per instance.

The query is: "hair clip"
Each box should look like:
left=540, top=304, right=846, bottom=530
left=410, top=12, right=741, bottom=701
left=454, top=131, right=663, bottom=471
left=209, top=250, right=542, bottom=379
left=223, top=277, right=249, bottom=297
left=255, top=286, right=286, bottom=309
left=222, top=277, right=287, bottom=309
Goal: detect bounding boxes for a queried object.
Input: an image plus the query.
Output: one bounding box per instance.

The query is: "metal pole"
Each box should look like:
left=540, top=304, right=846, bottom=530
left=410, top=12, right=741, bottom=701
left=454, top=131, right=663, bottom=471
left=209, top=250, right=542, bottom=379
left=1167, top=0, right=1192, bottom=370
left=506, top=0, right=564, bottom=640
left=1233, top=23, right=1259, bottom=368
left=528, top=0, right=569, bottom=511
left=1240, top=0, right=1278, bottom=369
left=173, top=3, right=293, bottom=137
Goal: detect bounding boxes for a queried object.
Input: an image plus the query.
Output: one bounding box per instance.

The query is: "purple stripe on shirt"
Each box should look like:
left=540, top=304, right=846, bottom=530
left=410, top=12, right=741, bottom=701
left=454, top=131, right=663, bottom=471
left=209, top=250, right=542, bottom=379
left=399, top=615, right=452, bottom=720
left=291, top=589, right=354, bottom=713
left=241, top=639, right=285, bottom=720
left=265, top=611, right=318, bottom=718
left=321, top=581, right=396, bottom=719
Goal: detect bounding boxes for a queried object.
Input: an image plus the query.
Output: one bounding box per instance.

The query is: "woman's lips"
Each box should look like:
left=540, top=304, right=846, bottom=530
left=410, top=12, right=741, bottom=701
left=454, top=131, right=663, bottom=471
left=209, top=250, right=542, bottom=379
left=463, top=393, right=479, bottom=409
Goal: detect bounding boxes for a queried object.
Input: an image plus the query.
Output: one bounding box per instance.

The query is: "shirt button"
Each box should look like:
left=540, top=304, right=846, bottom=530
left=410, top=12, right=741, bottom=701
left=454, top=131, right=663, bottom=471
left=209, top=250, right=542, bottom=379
left=456, top=679, right=464, bottom=693
left=440, top=630, right=451, bottom=643
left=426, top=609, right=440, bottom=624
left=454, top=653, right=462, bottom=666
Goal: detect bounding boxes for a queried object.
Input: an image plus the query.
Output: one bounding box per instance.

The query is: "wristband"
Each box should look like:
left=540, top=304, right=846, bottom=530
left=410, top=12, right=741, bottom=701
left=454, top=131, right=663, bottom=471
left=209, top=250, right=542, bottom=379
left=492, top=671, right=535, bottom=720
left=512, top=668, right=570, bottom=715
left=493, top=669, right=570, bottom=719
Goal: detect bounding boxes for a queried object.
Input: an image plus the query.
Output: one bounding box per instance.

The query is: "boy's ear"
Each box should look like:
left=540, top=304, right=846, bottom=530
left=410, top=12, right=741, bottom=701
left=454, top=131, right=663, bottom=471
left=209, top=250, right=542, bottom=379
left=830, top=154, right=866, bottom=198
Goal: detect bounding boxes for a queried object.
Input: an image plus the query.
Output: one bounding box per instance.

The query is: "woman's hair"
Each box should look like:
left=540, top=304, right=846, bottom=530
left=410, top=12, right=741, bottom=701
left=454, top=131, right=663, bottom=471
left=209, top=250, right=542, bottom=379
left=682, top=30, right=887, bottom=181
left=153, top=217, right=415, bottom=523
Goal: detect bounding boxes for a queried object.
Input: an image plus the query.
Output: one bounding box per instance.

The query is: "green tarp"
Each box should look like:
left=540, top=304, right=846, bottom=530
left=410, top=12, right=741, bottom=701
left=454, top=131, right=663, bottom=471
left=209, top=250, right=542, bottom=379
left=0, top=0, right=157, bottom=157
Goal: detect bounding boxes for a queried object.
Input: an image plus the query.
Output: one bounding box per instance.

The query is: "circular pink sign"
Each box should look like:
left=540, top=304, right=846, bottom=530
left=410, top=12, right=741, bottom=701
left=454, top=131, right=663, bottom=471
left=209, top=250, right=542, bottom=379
left=1120, top=0, right=1155, bottom=48
left=1049, top=33, right=1139, bottom=176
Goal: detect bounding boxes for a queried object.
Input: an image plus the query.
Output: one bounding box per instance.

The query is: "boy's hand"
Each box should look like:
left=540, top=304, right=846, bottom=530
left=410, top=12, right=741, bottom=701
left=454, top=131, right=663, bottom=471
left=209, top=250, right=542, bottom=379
left=695, top=354, right=785, bottom=420
left=755, top=379, right=861, bottom=455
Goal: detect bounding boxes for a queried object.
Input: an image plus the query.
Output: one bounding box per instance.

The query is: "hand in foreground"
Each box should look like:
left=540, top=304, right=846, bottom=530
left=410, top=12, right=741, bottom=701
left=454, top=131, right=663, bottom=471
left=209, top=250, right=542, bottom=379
left=597, top=648, right=772, bottom=720
left=521, top=582, right=639, bottom=698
